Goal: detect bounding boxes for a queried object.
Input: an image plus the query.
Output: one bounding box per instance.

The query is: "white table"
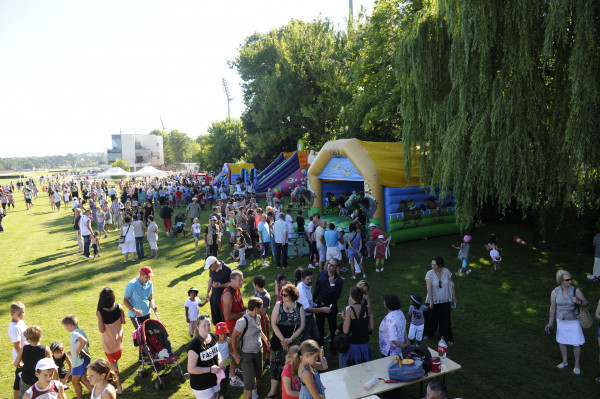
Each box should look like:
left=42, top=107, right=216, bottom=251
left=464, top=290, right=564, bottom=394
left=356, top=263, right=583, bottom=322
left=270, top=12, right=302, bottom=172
left=320, top=348, right=461, bottom=399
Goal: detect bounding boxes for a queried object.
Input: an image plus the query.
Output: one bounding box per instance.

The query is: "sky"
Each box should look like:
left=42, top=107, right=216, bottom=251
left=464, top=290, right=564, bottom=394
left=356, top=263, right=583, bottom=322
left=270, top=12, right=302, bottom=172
left=0, top=0, right=375, bottom=158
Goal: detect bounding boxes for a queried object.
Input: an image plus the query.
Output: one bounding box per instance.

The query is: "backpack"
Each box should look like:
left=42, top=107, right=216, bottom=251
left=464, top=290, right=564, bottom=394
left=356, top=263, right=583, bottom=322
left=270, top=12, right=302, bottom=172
left=237, top=315, right=250, bottom=354
left=388, top=357, right=425, bottom=382
left=406, top=346, right=432, bottom=372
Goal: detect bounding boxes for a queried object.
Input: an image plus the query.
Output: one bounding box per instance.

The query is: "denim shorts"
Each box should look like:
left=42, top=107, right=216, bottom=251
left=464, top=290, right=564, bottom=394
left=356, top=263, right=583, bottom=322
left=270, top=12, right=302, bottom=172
left=72, top=358, right=90, bottom=376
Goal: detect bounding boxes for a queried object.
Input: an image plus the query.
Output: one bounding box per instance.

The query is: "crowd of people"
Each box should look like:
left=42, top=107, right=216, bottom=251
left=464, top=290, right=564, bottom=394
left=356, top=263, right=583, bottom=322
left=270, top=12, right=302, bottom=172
left=4, top=171, right=600, bottom=399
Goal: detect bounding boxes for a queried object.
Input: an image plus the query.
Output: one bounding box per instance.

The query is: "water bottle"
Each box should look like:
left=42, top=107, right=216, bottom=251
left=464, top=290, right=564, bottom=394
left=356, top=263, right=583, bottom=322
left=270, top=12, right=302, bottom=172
left=363, top=377, right=379, bottom=390
left=438, top=336, right=448, bottom=372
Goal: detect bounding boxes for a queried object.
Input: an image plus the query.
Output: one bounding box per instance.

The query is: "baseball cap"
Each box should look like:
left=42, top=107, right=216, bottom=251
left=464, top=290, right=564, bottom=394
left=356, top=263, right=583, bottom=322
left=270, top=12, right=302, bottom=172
left=140, top=266, right=154, bottom=277
left=336, top=227, right=343, bottom=232
left=188, top=287, right=199, bottom=296
left=204, top=256, right=218, bottom=270
left=192, top=197, right=197, bottom=201
left=369, top=223, right=376, bottom=228
left=35, top=358, right=58, bottom=371
left=215, top=322, right=229, bottom=335
left=210, top=216, right=218, bottom=221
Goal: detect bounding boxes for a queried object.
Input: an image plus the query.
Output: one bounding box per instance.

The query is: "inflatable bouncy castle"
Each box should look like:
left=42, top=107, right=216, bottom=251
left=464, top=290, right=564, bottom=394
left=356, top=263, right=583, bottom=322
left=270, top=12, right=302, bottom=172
left=307, top=139, right=460, bottom=243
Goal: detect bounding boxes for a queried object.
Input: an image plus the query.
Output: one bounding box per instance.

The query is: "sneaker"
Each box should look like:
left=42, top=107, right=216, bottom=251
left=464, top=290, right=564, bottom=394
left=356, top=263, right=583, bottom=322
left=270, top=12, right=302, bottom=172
left=556, top=363, right=568, bottom=369
left=380, top=268, right=384, bottom=272
left=261, top=263, right=270, bottom=267
left=574, top=368, right=581, bottom=375
left=587, top=275, right=596, bottom=280
left=308, top=264, right=316, bottom=269
left=166, top=232, right=169, bottom=237
left=252, top=389, right=259, bottom=399
left=375, top=269, right=380, bottom=272
left=341, top=267, right=348, bottom=272
left=466, top=269, right=472, bottom=275
left=64, top=386, right=71, bottom=391
left=363, top=274, right=367, bottom=278
left=350, top=275, right=356, bottom=279
left=230, top=376, right=244, bottom=388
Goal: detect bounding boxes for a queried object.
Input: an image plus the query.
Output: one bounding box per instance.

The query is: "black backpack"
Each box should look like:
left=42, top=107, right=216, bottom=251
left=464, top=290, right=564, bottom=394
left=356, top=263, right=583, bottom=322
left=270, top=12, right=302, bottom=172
left=406, top=346, right=432, bottom=372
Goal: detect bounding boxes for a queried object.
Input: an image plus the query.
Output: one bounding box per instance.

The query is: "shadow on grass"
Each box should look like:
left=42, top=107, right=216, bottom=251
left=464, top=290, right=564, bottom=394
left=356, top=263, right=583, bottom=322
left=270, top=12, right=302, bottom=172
left=167, top=267, right=206, bottom=288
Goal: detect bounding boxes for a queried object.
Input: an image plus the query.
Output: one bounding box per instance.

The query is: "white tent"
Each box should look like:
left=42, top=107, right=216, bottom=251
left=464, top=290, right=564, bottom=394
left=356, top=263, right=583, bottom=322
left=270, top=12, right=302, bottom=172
left=97, top=167, right=130, bottom=178
left=132, top=165, right=168, bottom=177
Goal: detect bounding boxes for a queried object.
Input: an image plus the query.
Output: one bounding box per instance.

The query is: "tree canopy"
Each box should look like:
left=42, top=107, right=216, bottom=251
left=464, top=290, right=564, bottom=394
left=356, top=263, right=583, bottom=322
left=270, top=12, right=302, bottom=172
left=111, top=158, right=130, bottom=171
left=197, top=118, right=247, bottom=172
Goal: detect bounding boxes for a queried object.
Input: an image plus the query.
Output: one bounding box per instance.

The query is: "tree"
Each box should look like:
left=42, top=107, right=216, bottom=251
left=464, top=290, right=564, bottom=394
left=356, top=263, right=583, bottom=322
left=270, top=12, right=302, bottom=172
left=168, top=130, right=195, bottom=164
left=150, top=129, right=172, bottom=165
left=197, top=118, right=248, bottom=172
left=111, top=158, right=130, bottom=171
left=396, top=0, right=600, bottom=244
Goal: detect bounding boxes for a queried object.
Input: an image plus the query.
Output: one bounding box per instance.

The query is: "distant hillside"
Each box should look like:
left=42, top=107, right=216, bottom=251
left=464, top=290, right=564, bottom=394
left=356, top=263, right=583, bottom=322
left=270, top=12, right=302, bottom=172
left=0, top=153, right=106, bottom=171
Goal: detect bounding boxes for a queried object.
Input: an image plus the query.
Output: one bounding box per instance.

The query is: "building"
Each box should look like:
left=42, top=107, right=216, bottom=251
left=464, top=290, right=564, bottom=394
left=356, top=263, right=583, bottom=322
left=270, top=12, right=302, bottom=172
left=107, top=134, right=164, bottom=170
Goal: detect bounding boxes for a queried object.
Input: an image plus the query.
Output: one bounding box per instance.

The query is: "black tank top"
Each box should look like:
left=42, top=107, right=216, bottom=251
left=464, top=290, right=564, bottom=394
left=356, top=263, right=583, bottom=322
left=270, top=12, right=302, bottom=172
left=99, top=304, right=122, bottom=324
left=21, top=345, right=47, bottom=384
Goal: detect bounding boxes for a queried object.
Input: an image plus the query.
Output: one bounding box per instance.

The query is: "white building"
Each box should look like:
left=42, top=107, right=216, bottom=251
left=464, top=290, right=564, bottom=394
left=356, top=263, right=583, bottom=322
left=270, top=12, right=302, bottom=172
left=107, top=134, right=164, bottom=170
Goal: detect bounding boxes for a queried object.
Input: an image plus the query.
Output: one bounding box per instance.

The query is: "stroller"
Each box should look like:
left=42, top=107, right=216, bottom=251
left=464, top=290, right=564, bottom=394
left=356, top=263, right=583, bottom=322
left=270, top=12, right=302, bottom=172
left=132, top=312, right=188, bottom=390
left=172, top=213, right=187, bottom=238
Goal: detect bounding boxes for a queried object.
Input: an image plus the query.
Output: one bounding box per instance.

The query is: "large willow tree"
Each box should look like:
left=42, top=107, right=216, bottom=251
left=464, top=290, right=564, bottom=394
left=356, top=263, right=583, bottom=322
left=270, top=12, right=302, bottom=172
left=397, top=0, right=600, bottom=236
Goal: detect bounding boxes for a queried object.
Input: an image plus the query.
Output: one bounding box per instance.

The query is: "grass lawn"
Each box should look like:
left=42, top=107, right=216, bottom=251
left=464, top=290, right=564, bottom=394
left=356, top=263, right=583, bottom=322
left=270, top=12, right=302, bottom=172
left=1, top=189, right=600, bottom=398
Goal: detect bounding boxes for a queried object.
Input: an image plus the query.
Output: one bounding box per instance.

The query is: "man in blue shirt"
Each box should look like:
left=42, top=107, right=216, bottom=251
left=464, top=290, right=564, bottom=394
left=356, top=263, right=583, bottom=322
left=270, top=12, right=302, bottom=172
left=313, top=258, right=344, bottom=350
left=257, top=214, right=272, bottom=267
left=324, top=223, right=342, bottom=264
left=124, top=266, right=157, bottom=326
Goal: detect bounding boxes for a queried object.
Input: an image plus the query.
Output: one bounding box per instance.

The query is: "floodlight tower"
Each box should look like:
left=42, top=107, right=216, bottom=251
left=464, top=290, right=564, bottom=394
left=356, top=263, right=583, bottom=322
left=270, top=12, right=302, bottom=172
left=222, top=78, right=233, bottom=118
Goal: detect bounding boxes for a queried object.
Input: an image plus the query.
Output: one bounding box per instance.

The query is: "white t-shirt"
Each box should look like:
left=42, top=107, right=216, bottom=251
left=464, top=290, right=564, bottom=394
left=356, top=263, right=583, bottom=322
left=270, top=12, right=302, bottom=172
left=80, top=215, right=91, bottom=235
left=185, top=298, right=202, bottom=322
left=285, top=214, right=293, bottom=236
left=8, top=320, right=28, bottom=361
left=192, top=223, right=201, bottom=234
left=315, top=226, right=325, bottom=248
left=53, top=191, right=62, bottom=203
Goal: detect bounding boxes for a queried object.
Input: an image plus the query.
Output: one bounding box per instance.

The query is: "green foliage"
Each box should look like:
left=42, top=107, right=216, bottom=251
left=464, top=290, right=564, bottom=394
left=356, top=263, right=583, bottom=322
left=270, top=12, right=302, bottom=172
left=197, top=118, right=248, bottom=172
left=0, top=153, right=106, bottom=171
left=150, top=129, right=199, bottom=166
left=397, top=0, right=600, bottom=228
left=111, top=158, right=130, bottom=171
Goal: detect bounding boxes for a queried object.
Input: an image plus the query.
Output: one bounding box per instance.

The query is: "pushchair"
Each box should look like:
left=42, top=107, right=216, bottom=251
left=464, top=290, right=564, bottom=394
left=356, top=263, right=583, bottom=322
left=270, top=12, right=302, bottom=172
left=132, top=312, right=188, bottom=390
left=172, top=213, right=187, bottom=238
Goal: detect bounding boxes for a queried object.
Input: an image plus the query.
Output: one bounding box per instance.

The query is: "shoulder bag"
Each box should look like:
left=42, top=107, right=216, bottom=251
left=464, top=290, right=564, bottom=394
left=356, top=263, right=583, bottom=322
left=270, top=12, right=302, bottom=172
left=119, top=225, right=131, bottom=244
left=573, top=287, right=593, bottom=328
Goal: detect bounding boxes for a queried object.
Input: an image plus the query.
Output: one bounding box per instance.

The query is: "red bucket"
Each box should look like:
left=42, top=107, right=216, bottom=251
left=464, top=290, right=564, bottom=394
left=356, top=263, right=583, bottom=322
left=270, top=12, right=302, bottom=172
left=431, top=356, right=441, bottom=373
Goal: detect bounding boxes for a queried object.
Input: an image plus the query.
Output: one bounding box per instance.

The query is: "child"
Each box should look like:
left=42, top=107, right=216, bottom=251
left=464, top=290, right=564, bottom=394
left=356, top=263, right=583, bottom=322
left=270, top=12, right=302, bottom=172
left=9, top=301, right=27, bottom=399
left=275, top=273, right=287, bottom=302
left=92, top=231, right=101, bottom=259
left=231, top=228, right=246, bottom=267
left=87, top=358, right=117, bottom=399
left=168, top=193, right=174, bottom=208
left=253, top=275, right=271, bottom=368
left=50, top=342, right=72, bottom=391
left=407, top=294, right=428, bottom=346
left=375, top=234, right=386, bottom=272
left=453, top=234, right=472, bottom=276
left=61, top=315, right=93, bottom=399
left=490, top=243, right=502, bottom=271
left=228, top=212, right=236, bottom=246
left=96, top=287, right=125, bottom=395
left=14, top=325, right=52, bottom=396
left=281, top=345, right=301, bottom=399
left=147, top=215, right=159, bottom=258
left=191, top=218, right=201, bottom=251
left=292, top=340, right=327, bottom=399
left=23, top=358, right=67, bottom=399
left=184, top=287, right=207, bottom=338
left=215, top=322, right=230, bottom=399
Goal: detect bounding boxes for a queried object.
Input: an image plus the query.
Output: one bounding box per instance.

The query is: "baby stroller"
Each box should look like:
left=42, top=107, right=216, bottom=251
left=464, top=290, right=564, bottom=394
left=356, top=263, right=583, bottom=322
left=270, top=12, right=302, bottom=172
left=172, top=213, right=187, bottom=238
left=132, top=312, right=188, bottom=390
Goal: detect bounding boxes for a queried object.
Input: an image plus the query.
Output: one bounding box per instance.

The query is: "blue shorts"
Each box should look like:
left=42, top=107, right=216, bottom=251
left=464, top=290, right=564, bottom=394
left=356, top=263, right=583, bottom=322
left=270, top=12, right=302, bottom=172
left=193, top=233, right=200, bottom=238
left=72, top=358, right=90, bottom=376
left=460, top=259, right=467, bottom=268
left=318, top=246, right=326, bottom=262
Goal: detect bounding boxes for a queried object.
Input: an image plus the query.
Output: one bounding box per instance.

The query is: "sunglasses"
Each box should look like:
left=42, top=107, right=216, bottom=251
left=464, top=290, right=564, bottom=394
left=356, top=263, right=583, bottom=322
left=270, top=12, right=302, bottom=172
left=563, top=278, right=572, bottom=282
left=439, top=281, right=442, bottom=289
left=281, top=293, right=289, bottom=298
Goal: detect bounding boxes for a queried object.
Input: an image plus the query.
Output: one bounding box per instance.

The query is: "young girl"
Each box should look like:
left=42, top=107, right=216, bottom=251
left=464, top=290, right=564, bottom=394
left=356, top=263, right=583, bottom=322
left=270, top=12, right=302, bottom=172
left=147, top=215, right=159, bottom=258
left=191, top=218, right=201, bottom=251
left=293, top=340, right=327, bottom=399
left=50, top=342, right=72, bottom=390
left=453, top=234, right=472, bottom=276
left=96, top=288, right=125, bottom=395
left=61, top=315, right=93, bottom=399
left=406, top=294, right=428, bottom=346
left=87, top=359, right=117, bottom=399
left=275, top=273, right=287, bottom=302
left=23, top=358, right=67, bottom=399
left=184, top=288, right=207, bottom=338
left=375, top=234, right=386, bottom=273
left=490, top=243, right=502, bottom=271
left=92, top=231, right=101, bottom=259
left=228, top=212, right=236, bottom=246
left=215, top=322, right=230, bottom=399
left=168, top=193, right=174, bottom=208
left=281, top=345, right=301, bottom=399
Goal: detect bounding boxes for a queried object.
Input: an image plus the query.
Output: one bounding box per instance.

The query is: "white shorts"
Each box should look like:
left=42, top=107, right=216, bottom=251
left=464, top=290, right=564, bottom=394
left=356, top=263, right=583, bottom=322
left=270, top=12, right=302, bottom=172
left=326, top=246, right=342, bottom=261
left=148, top=241, right=158, bottom=250
left=408, top=323, right=424, bottom=341
left=192, top=384, right=219, bottom=399
left=593, top=257, right=600, bottom=277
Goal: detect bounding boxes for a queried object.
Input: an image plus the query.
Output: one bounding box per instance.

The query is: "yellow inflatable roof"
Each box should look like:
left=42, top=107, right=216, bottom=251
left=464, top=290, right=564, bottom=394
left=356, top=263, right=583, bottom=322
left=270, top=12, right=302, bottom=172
left=228, top=163, right=255, bottom=174
left=356, top=140, right=419, bottom=187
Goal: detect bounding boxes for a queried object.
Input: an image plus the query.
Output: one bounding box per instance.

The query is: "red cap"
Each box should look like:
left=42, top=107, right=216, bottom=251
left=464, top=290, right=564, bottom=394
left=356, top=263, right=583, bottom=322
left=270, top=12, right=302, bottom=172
left=215, top=322, right=229, bottom=335
left=140, top=266, right=154, bottom=277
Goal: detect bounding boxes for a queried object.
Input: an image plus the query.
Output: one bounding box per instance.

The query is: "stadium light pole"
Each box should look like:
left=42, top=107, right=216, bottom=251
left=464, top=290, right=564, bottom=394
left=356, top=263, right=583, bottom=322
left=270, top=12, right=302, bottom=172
left=222, top=78, right=233, bottom=118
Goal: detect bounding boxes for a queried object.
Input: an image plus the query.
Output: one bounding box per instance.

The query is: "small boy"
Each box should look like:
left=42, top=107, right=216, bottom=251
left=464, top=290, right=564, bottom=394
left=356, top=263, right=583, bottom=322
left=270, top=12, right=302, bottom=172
left=50, top=342, right=72, bottom=390
left=184, top=287, right=207, bottom=338
left=253, top=275, right=271, bottom=369
left=8, top=301, right=27, bottom=399
left=407, top=294, right=428, bottom=346
left=215, top=322, right=231, bottom=399
left=14, top=325, right=52, bottom=397
left=23, top=358, right=67, bottom=399
left=230, top=228, right=246, bottom=267
left=61, top=315, right=93, bottom=399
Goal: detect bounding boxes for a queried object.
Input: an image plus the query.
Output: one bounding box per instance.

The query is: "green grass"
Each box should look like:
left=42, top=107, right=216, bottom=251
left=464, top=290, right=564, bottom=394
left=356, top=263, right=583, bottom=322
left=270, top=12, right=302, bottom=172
left=1, top=190, right=600, bottom=398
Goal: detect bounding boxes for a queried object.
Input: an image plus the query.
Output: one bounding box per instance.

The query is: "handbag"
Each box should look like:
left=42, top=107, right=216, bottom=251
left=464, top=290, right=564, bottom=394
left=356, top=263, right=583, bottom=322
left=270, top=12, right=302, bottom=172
left=332, top=304, right=366, bottom=354
left=119, top=225, right=131, bottom=244
left=573, top=288, right=593, bottom=328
